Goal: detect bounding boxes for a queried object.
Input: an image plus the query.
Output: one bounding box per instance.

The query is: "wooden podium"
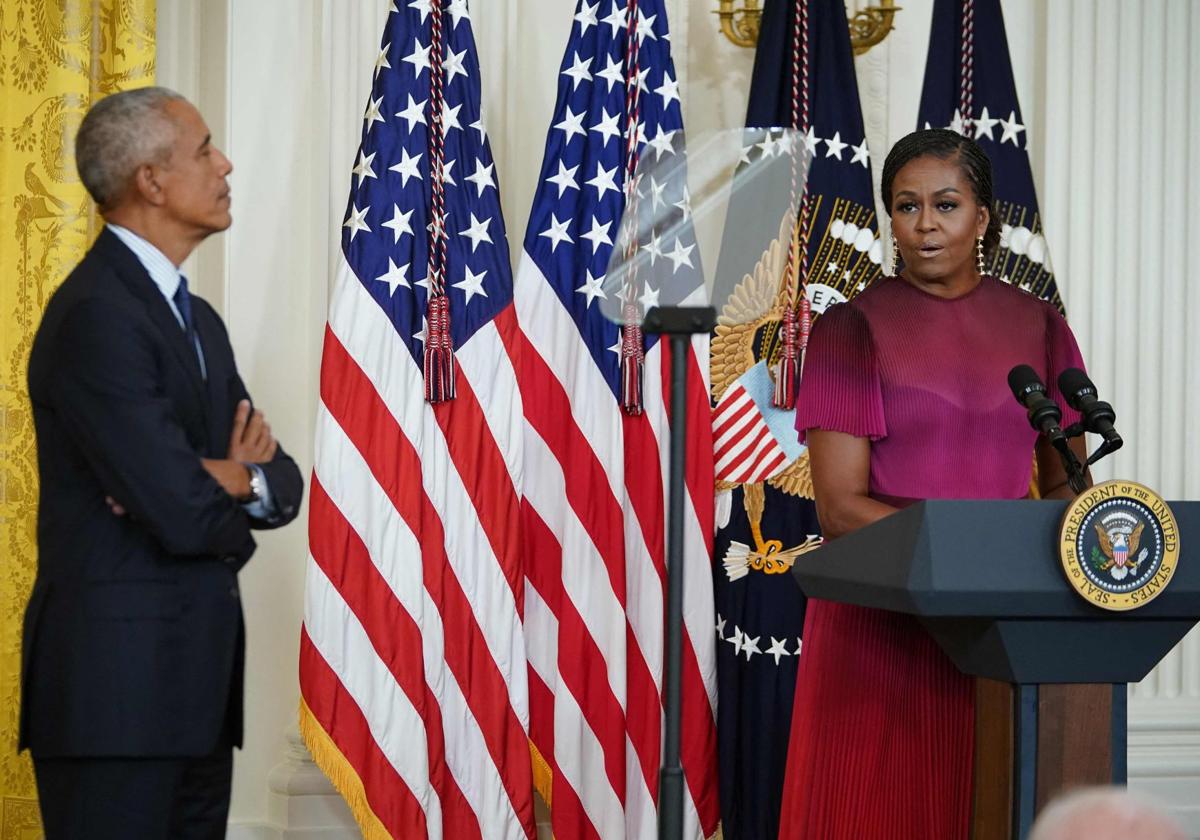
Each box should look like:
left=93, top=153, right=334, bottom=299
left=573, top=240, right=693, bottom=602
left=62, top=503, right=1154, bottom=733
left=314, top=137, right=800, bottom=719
left=790, top=499, right=1200, bottom=839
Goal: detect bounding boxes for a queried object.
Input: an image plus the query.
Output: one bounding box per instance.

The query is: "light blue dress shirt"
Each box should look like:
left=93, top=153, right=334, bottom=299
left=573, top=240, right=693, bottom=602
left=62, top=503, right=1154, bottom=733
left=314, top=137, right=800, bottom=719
left=107, top=224, right=277, bottom=521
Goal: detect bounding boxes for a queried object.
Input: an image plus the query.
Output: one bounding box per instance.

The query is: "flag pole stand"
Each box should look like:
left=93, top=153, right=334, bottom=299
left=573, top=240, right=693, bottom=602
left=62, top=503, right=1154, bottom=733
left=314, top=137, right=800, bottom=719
left=641, top=305, right=717, bottom=840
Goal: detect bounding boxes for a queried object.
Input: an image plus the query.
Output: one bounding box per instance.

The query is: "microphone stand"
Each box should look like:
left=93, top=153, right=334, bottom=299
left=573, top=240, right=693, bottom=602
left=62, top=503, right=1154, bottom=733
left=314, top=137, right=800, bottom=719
left=1062, top=420, right=1123, bottom=468
left=1048, top=433, right=1088, bottom=496
left=641, top=304, right=716, bottom=840
left=1057, top=413, right=1124, bottom=495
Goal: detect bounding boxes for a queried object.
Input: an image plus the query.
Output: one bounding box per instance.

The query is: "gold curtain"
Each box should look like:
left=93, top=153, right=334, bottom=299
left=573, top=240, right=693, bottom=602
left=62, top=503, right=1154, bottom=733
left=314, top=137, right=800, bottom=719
left=0, top=2, right=154, bottom=836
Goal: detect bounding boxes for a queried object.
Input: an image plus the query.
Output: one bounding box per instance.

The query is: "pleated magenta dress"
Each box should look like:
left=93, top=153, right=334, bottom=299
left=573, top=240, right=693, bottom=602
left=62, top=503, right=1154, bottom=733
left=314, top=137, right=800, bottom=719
left=778, top=276, right=1085, bottom=840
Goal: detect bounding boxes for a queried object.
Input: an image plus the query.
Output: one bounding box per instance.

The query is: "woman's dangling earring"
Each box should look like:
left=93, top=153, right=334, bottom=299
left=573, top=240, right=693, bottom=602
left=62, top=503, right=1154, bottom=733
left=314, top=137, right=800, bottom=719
left=892, top=236, right=901, bottom=275
left=976, top=235, right=985, bottom=276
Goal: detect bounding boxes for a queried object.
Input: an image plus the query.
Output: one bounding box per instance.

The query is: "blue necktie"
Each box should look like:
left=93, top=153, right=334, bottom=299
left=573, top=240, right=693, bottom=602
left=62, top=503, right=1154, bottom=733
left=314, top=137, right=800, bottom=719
left=172, top=276, right=205, bottom=378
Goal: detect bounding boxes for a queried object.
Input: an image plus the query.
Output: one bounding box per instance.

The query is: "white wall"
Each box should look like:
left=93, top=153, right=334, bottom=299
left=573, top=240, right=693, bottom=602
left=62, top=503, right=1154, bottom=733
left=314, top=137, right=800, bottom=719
left=157, top=0, right=352, bottom=830
left=1036, top=2, right=1200, bottom=828
left=157, top=0, right=1200, bottom=835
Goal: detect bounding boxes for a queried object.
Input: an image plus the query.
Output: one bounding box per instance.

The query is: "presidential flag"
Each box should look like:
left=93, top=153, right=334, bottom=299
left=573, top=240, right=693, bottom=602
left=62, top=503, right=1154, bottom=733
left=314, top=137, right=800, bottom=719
left=711, top=2, right=883, bottom=837
left=299, top=2, right=535, bottom=837
left=514, top=1, right=719, bottom=837
left=918, top=0, right=1064, bottom=310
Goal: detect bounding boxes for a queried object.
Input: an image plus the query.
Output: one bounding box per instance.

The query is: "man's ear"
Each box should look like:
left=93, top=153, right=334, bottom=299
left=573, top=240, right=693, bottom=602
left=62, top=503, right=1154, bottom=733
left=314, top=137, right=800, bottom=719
left=132, top=163, right=166, bottom=207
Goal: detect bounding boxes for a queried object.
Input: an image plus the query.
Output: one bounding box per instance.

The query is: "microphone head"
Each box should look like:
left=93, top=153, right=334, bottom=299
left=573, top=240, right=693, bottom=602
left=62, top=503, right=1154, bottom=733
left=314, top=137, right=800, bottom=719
left=1057, top=367, right=1097, bottom=410
left=1008, top=364, right=1046, bottom=403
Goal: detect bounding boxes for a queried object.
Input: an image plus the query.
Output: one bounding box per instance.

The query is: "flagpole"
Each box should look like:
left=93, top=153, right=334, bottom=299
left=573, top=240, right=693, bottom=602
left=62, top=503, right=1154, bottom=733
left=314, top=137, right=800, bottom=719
left=644, top=304, right=717, bottom=840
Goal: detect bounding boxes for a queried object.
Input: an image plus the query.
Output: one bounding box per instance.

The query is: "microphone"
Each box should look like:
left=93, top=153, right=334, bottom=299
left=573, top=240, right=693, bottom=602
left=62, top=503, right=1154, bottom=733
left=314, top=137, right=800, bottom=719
left=1009, top=364, right=1087, bottom=494
left=1057, top=368, right=1123, bottom=463
left=1007, top=364, right=1066, bottom=443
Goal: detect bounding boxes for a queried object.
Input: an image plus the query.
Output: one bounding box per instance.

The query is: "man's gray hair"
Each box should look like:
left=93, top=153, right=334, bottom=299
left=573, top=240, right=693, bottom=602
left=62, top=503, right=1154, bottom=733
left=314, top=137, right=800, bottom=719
left=1029, top=786, right=1186, bottom=840
left=75, top=86, right=186, bottom=208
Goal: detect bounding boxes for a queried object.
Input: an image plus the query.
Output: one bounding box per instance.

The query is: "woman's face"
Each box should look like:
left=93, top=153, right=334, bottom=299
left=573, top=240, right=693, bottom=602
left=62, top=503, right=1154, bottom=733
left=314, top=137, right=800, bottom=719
left=889, top=154, right=989, bottom=283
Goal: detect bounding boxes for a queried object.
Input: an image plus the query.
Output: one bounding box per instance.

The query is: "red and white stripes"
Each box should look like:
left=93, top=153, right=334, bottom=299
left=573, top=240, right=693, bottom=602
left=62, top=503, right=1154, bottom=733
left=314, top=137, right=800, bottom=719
left=515, top=255, right=719, bottom=840
left=301, top=259, right=535, bottom=840
left=714, top=381, right=790, bottom=485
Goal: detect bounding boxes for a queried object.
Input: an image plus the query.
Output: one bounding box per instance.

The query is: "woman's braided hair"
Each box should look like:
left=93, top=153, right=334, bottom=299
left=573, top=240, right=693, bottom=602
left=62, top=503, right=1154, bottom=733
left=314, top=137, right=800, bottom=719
left=881, top=128, right=1002, bottom=256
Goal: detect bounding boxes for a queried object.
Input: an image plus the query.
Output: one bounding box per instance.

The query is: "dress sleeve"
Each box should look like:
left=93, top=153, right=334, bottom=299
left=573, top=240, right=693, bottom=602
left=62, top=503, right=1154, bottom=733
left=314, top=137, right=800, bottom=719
left=1043, top=305, right=1088, bottom=428
left=793, top=303, right=887, bottom=444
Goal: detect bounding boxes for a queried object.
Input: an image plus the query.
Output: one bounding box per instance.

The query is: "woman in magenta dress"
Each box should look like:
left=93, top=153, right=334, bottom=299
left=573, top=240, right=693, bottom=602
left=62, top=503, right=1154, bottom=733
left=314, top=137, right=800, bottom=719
left=777, top=129, right=1091, bottom=839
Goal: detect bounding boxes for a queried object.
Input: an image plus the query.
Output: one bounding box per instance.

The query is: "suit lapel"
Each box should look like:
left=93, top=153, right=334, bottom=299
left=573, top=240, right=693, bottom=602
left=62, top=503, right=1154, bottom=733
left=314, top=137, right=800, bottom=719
left=94, top=228, right=212, bottom=440
left=194, top=304, right=231, bottom=457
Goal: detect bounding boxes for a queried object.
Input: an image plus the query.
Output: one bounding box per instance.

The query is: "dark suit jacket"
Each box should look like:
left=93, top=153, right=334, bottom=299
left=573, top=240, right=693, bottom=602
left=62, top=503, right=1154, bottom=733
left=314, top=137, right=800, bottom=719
left=20, top=227, right=304, bottom=758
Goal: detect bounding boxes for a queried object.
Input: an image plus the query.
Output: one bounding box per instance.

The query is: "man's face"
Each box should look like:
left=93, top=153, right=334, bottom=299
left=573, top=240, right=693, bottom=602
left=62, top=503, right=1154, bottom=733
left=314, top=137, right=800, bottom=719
left=155, top=99, right=233, bottom=237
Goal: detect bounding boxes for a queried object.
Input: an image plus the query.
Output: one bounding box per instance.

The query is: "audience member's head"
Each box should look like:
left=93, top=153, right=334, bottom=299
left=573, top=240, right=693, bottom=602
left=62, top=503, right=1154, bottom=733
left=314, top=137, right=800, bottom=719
left=1029, top=786, right=1187, bottom=840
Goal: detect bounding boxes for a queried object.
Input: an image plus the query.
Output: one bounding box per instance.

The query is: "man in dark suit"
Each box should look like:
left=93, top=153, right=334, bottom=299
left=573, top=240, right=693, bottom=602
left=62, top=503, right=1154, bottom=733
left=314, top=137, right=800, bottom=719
left=21, top=87, right=304, bottom=839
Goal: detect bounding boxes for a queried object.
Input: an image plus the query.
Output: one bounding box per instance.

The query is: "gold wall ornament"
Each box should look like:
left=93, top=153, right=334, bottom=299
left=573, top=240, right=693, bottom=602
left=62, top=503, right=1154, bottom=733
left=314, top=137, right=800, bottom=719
left=0, top=2, right=155, bottom=836
left=716, top=0, right=902, bottom=55
left=848, top=0, right=902, bottom=56
left=715, top=0, right=763, bottom=50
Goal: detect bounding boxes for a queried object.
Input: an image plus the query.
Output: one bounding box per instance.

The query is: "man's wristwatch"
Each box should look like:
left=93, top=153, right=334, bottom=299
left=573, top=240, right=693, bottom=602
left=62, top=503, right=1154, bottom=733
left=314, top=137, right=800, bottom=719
left=244, top=464, right=263, bottom=503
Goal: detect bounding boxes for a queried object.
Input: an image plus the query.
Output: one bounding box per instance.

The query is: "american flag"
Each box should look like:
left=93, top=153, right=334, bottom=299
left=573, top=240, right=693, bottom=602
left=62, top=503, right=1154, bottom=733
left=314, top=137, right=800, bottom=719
left=918, top=0, right=1065, bottom=311
left=515, top=2, right=719, bottom=838
left=299, top=2, right=535, bottom=837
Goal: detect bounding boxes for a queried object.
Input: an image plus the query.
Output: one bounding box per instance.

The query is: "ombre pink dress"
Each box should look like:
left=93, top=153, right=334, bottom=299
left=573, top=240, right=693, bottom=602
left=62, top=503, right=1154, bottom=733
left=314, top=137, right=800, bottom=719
left=778, top=276, right=1085, bottom=840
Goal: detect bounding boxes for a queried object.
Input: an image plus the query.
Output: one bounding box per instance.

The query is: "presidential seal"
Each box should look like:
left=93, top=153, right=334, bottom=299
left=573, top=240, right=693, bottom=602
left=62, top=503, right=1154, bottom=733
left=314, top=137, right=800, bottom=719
left=1059, top=480, right=1180, bottom=611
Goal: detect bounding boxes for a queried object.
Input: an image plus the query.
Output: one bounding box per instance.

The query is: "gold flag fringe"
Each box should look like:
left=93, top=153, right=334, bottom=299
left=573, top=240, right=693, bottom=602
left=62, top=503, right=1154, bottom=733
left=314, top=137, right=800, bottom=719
left=298, top=698, right=394, bottom=840
left=529, top=740, right=555, bottom=811
left=300, top=702, right=725, bottom=840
